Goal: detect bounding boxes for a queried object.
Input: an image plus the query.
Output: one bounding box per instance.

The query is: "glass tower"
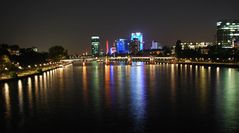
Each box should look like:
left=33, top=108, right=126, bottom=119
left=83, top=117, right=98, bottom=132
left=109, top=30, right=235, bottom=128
left=91, top=36, right=100, bottom=56
left=217, top=20, right=239, bottom=47
left=116, top=39, right=129, bottom=54
left=131, top=32, right=143, bottom=50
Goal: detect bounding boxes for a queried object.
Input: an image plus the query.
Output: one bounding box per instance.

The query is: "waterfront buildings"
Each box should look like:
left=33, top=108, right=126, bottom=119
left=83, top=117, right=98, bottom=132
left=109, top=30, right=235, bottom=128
left=131, top=32, right=143, bottom=51
left=180, top=42, right=213, bottom=50
left=217, top=19, right=239, bottom=48
left=179, top=42, right=213, bottom=54
left=91, top=36, right=100, bottom=56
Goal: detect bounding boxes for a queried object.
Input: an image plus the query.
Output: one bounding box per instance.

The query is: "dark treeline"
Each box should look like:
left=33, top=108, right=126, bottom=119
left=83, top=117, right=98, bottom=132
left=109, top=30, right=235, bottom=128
left=0, top=44, right=68, bottom=73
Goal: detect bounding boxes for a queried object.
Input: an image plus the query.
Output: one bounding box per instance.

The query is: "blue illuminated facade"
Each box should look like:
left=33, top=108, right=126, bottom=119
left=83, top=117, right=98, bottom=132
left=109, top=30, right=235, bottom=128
left=116, top=39, right=129, bottom=54
left=131, top=32, right=143, bottom=50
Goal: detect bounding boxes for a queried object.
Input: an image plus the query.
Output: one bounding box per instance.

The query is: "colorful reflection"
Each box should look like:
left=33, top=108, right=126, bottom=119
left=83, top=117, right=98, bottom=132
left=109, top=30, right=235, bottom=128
left=92, top=64, right=100, bottom=112
left=82, top=66, right=88, bottom=104
left=130, top=63, right=146, bottom=132
left=104, top=65, right=111, bottom=107
left=170, top=64, right=176, bottom=104
left=221, top=68, right=239, bottom=131
left=0, top=64, right=238, bottom=132
left=198, top=66, right=208, bottom=112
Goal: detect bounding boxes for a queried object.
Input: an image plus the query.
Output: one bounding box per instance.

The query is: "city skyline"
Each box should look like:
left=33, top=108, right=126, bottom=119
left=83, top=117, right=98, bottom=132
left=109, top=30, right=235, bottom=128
left=0, top=0, right=239, bottom=54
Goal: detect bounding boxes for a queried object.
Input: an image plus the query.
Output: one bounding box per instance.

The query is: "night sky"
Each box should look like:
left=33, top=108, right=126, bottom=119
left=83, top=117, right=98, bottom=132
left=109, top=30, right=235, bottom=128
left=1, top=0, right=239, bottom=54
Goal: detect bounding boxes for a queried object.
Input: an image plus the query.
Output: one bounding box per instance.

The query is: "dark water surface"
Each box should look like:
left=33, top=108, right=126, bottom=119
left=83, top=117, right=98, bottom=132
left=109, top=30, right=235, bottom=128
left=1, top=62, right=239, bottom=133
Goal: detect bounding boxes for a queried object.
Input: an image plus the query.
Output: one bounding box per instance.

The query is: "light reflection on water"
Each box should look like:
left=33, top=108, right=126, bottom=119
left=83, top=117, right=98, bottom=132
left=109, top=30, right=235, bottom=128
left=0, top=63, right=239, bottom=132
left=3, top=83, right=11, bottom=120
left=82, top=66, right=88, bottom=105
left=18, top=80, right=24, bottom=114
left=27, top=77, right=33, bottom=114
left=130, top=63, right=146, bottom=132
left=218, top=68, right=239, bottom=132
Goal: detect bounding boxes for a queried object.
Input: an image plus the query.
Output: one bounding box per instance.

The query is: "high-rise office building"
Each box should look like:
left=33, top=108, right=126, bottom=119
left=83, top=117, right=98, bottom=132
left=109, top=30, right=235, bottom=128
left=217, top=20, right=239, bottom=47
left=131, top=32, right=143, bottom=50
left=91, top=36, right=100, bottom=56
left=151, top=41, right=162, bottom=50
left=116, top=39, right=129, bottom=54
left=129, top=38, right=140, bottom=54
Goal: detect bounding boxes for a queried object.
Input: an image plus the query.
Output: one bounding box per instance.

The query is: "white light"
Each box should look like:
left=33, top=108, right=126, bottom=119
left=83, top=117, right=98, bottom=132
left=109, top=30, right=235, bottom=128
left=136, top=32, right=141, bottom=35
left=230, top=33, right=239, bottom=36
left=217, top=22, right=222, bottom=26
left=91, top=36, right=100, bottom=39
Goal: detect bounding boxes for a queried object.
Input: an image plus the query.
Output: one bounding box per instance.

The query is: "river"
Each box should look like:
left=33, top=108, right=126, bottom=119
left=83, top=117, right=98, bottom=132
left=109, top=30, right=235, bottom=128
left=1, top=62, right=239, bottom=133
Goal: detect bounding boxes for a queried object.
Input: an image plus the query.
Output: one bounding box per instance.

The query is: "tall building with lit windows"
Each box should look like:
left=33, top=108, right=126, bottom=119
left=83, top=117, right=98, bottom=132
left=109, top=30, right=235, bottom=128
left=91, top=36, right=100, bottom=56
left=116, top=39, right=129, bottom=54
left=151, top=41, right=162, bottom=50
left=129, top=38, right=140, bottom=55
left=217, top=20, right=239, bottom=48
left=131, top=32, right=143, bottom=50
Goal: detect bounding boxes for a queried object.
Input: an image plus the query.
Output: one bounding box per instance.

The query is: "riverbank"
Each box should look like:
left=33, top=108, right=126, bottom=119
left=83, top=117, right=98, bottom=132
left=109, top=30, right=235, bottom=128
left=174, top=61, right=239, bottom=68
left=0, top=62, right=72, bottom=83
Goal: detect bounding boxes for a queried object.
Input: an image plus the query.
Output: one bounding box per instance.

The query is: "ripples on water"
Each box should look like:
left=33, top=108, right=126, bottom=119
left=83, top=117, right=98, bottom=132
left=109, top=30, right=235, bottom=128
left=0, top=62, right=239, bottom=133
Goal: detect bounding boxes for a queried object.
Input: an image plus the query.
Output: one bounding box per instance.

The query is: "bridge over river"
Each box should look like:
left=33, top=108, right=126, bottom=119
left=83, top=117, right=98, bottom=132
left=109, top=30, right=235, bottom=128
left=61, top=56, right=175, bottom=64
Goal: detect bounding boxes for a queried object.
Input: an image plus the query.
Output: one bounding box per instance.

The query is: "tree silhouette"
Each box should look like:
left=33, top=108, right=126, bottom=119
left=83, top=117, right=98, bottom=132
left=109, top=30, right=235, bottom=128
left=175, top=40, right=182, bottom=57
left=49, top=46, right=68, bottom=61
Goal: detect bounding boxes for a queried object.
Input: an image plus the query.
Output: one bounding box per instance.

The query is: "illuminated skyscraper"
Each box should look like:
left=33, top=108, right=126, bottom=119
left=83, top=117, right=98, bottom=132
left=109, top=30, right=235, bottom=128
left=131, top=32, right=143, bottom=50
left=129, top=38, right=140, bottom=55
left=91, top=36, right=100, bottom=56
left=151, top=41, right=162, bottom=50
left=217, top=20, right=239, bottom=47
left=116, top=39, right=129, bottom=54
